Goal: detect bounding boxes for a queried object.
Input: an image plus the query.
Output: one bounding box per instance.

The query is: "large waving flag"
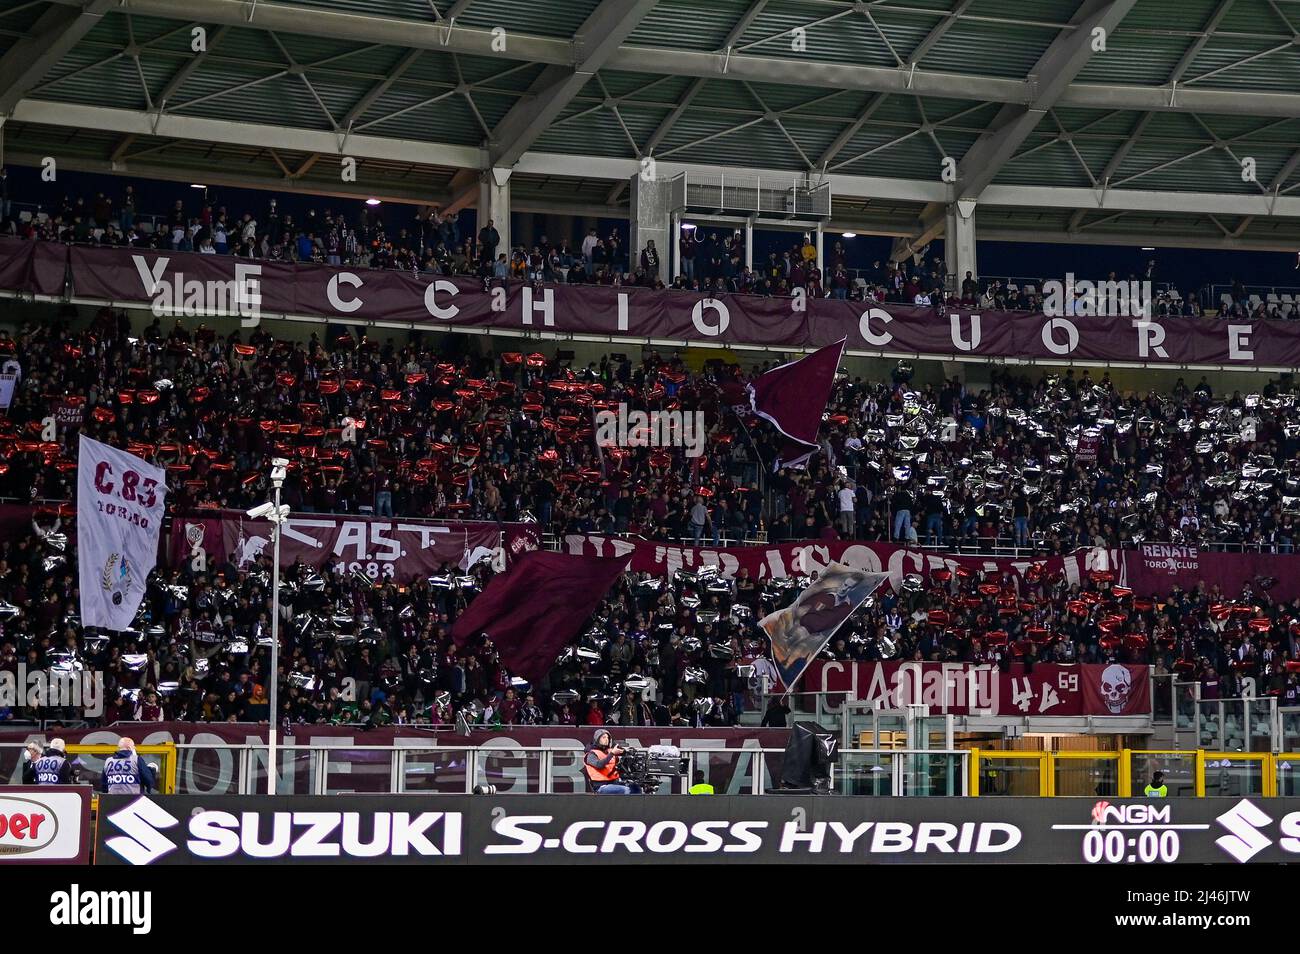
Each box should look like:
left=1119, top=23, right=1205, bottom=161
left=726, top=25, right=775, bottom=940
left=760, top=562, right=888, bottom=692
left=451, top=550, right=631, bottom=681
left=747, top=337, right=846, bottom=469
left=78, top=435, right=168, bottom=630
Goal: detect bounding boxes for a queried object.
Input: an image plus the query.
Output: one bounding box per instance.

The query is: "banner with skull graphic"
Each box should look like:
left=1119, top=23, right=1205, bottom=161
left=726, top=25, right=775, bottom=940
left=798, top=660, right=1150, bottom=716
left=1083, top=662, right=1150, bottom=716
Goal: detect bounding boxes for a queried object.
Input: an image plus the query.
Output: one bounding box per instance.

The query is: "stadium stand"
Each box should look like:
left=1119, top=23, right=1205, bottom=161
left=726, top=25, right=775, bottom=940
left=0, top=294, right=1299, bottom=729
left=0, top=182, right=1244, bottom=315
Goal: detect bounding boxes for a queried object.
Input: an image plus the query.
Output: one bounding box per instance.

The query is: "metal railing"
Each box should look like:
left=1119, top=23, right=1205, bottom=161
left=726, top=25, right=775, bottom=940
left=143, top=743, right=966, bottom=797
left=669, top=172, right=831, bottom=219
left=1206, top=282, right=1300, bottom=315
left=6, top=200, right=167, bottom=235
left=1195, top=696, right=1279, bottom=753
left=1279, top=707, right=1300, bottom=751
left=1166, top=683, right=1279, bottom=753
left=13, top=741, right=1297, bottom=797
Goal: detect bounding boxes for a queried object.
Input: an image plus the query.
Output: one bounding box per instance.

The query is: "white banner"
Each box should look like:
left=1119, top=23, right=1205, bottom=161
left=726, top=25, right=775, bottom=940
left=77, top=436, right=167, bottom=630
left=0, top=372, right=16, bottom=409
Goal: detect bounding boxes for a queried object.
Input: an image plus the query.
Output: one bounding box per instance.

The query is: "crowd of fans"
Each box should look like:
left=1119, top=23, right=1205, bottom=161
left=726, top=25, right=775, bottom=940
left=4, top=311, right=1298, bottom=555
left=2, top=172, right=1282, bottom=314
left=0, top=175, right=1299, bottom=728
left=1, top=495, right=1298, bottom=730
left=0, top=310, right=1297, bottom=728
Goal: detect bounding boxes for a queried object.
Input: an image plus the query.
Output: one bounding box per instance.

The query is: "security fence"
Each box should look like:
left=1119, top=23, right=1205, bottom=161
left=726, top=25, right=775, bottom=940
left=11, top=741, right=1300, bottom=798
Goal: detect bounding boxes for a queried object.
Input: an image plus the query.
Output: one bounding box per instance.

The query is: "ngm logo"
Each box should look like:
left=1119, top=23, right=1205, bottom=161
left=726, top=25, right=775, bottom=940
left=1089, top=801, right=1171, bottom=825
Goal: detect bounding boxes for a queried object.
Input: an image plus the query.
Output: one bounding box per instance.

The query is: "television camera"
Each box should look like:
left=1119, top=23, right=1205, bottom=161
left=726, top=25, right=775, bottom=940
left=615, top=743, right=688, bottom=795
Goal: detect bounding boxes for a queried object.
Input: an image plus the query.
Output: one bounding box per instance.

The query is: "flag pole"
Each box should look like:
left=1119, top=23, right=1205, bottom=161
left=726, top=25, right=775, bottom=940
left=729, top=405, right=768, bottom=530
left=268, top=480, right=281, bottom=796
left=266, top=457, right=288, bottom=796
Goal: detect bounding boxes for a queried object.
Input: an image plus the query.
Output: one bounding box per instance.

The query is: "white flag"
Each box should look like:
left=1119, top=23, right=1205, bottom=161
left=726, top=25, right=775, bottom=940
left=77, top=435, right=168, bottom=630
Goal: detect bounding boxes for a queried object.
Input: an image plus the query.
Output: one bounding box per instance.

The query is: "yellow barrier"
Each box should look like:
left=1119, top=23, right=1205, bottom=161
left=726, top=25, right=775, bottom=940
left=66, top=743, right=178, bottom=812
left=1047, top=751, right=1123, bottom=798
left=1277, top=753, right=1300, bottom=796
left=1202, top=753, right=1273, bottom=798
left=968, top=748, right=1287, bottom=797
left=1127, top=749, right=1204, bottom=797
left=969, top=749, right=1049, bottom=797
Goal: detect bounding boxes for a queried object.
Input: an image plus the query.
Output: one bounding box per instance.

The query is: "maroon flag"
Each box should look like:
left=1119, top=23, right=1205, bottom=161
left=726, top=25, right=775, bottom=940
left=748, top=338, right=846, bottom=469
left=450, top=550, right=630, bottom=681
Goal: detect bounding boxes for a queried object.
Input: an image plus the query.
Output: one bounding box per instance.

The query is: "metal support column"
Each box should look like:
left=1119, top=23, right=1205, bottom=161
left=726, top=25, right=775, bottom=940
left=630, top=171, right=671, bottom=283
left=669, top=212, right=680, bottom=280
left=478, top=167, right=512, bottom=262
left=944, top=199, right=978, bottom=291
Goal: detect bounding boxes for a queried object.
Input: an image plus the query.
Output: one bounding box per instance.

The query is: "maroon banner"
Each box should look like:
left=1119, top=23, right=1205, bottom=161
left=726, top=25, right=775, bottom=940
left=0, top=236, right=35, bottom=293
left=0, top=722, right=784, bottom=748
left=168, top=510, right=538, bottom=582
left=30, top=240, right=69, bottom=296
left=66, top=245, right=296, bottom=316
left=562, top=534, right=1117, bottom=592
left=0, top=723, right=786, bottom=796
left=0, top=243, right=1282, bottom=368
left=800, top=660, right=1150, bottom=717
left=749, top=338, right=845, bottom=468
left=52, top=396, right=84, bottom=430
left=1075, top=431, right=1100, bottom=464
left=452, top=550, right=632, bottom=680
left=0, top=502, right=42, bottom=538
left=566, top=534, right=1300, bottom=601
left=1124, top=542, right=1300, bottom=602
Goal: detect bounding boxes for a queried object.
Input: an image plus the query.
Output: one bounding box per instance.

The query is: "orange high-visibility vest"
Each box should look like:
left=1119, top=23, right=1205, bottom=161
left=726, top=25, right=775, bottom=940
left=585, top=750, right=619, bottom=784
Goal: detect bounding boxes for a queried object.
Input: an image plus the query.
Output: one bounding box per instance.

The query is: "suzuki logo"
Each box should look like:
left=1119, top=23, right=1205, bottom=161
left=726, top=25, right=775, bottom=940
left=1215, top=799, right=1273, bottom=863
left=104, top=797, right=180, bottom=865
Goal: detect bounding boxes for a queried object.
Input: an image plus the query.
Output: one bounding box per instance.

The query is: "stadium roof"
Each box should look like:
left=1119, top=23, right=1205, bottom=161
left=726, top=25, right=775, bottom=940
left=3, top=0, right=1300, bottom=250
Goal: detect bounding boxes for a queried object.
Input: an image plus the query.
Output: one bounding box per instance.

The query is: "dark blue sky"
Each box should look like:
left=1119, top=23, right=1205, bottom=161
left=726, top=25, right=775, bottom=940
left=5, top=160, right=1297, bottom=294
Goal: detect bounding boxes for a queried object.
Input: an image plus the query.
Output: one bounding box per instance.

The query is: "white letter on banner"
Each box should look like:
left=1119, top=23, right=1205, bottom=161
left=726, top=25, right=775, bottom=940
left=1133, top=320, right=1168, bottom=359
left=1041, top=317, right=1079, bottom=355
left=234, top=262, right=262, bottom=318
left=691, top=298, right=729, bottom=336
left=423, top=279, right=459, bottom=320
left=521, top=286, right=554, bottom=326
left=1228, top=324, right=1254, bottom=361
left=617, top=292, right=630, bottom=332
left=859, top=307, right=893, bottom=346
left=950, top=313, right=981, bottom=352
left=327, top=273, right=363, bottom=313
left=133, top=255, right=168, bottom=295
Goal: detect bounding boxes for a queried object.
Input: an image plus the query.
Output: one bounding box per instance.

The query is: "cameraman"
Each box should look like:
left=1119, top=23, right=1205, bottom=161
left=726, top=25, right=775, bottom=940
left=28, top=738, right=74, bottom=785
left=584, top=729, right=640, bottom=794
left=20, top=742, right=42, bottom=783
